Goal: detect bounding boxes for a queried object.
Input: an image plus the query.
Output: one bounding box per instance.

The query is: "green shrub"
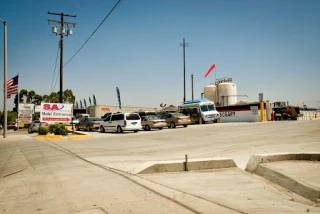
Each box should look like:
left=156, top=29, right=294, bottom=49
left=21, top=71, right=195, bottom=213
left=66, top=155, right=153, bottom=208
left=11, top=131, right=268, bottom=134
left=49, top=123, right=68, bottom=136
left=39, top=127, right=49, bottom=135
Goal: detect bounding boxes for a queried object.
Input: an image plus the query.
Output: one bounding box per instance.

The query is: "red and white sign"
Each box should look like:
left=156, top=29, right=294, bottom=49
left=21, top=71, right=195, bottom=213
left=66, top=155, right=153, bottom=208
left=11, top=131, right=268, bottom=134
left=40, top=103, right=73, bottom=123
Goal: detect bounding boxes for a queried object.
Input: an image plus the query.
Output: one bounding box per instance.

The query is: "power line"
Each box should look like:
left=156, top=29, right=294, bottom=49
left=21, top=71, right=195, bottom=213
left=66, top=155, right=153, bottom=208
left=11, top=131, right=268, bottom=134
left=63, top=0, right=121, bottom=68
left=50, top=41, right=60, bottom=94
left=52, top=0, right=121, bottom=92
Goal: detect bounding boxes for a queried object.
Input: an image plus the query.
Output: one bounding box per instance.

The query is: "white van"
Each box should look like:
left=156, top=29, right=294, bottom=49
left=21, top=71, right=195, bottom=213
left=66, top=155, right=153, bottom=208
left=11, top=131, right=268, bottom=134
left=100, top=112, right=142, bottom=133
left=179, top=99, right=220, bottom=124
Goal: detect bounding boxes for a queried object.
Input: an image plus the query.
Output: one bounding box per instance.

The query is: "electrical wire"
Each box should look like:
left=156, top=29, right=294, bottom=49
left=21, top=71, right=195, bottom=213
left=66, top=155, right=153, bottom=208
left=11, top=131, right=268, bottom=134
left=52, top=0, right=121, bottom=92
left=49, top=41, right=60, bottom=94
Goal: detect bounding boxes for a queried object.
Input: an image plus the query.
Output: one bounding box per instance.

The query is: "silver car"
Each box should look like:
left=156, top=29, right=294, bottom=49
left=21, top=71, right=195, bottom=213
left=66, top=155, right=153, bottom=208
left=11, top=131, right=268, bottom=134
left=28, top=120, right=49, bottom=133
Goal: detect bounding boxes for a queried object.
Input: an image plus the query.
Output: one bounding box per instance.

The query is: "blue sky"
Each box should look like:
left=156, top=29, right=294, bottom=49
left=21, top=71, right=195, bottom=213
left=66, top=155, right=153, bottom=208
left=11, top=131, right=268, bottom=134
left=0, top=0, right=319, bottom=110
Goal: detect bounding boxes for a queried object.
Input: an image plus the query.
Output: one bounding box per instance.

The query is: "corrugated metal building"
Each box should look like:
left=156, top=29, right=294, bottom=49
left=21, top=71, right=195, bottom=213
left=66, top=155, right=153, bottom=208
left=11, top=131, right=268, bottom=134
left=88, top=105, right=158, bottom=118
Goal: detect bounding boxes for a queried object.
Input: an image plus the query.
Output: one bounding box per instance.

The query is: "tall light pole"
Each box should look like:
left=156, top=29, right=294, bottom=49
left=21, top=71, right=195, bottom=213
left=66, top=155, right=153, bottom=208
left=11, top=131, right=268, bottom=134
left=179, top=38, right=189, bottom=102
left=0, top=18, right=7, bottom=138
left=48, top=12, right=76, bottom=103
left=191, top=74, right=194, bottom=100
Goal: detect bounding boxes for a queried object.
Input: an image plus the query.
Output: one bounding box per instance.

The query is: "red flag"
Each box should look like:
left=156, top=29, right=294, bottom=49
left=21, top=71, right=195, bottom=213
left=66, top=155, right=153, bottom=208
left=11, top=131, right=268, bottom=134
left=204, top=63, right=216, bottom=78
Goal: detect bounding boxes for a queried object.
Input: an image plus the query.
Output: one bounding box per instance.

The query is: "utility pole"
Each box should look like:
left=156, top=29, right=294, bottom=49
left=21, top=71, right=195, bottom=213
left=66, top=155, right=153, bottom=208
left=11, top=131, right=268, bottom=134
left=48, top=12, right=76, bottom=103
left=0, top=18, right=7, bottom=138
left=179, top=38, right=189, bottom=102
left=191, top=74, right=194, bottom=100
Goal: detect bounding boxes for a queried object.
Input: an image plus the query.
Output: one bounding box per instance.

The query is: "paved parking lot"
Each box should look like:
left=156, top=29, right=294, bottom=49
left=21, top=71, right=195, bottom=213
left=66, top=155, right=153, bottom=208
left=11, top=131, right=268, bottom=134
left=1, top=120, right=319, bottom=213
left=54, top=121, right=320, bottom=172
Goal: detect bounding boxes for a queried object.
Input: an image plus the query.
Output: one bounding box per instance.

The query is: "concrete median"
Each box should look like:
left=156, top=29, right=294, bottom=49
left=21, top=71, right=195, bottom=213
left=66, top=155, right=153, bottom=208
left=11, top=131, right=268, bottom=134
left=137, top=157, right=237, bottom=174
left=245, top=153, right=320, bottom=203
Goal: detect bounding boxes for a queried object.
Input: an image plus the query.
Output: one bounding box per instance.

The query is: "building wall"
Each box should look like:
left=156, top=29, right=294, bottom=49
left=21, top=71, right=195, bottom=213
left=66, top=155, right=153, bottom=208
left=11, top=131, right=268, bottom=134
left=298, top=110, right=320, bottom=120
left=88, top=105, right=158, bottom=118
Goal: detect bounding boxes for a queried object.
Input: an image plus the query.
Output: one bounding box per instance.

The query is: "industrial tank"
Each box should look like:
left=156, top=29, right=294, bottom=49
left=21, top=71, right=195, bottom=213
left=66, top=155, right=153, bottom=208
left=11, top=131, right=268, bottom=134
left=218, top=82, right=237, bottom=106
left=204, top=84, right=217, bottom=103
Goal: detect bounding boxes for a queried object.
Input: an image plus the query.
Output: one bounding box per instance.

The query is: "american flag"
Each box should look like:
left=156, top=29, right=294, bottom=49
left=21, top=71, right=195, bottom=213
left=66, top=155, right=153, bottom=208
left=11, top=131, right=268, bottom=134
left=7, top=75, right=19, bottom=98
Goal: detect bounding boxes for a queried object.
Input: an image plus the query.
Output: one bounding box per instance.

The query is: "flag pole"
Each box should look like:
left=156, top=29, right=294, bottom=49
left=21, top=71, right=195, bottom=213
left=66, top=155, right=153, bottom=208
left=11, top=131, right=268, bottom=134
left=215, top=66, right=217, bottom=84
left=17, top=73, right=19, bottom=130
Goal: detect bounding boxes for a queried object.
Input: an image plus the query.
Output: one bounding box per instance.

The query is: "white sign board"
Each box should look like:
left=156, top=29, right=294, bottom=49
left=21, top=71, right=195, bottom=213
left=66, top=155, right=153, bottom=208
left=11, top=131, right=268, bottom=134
left=250, top=106, right=259, bottom=115
left=40, top=103, right=73, bottom=123
left=35, top=105, right=41, bottom=113
left=259, top=93, right=263, bottom=102
left=18, top=103, right=34, bottom=124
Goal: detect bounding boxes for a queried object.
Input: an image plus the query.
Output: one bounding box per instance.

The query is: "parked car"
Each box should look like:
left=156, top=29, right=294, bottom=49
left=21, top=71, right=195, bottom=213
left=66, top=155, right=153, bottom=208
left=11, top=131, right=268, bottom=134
left=100, top=112, right=142, bottom=133
left=28, top=120, right=49, bottom=133
left=7, top=123, right=18, bottom=131
left=136, top=111, right=157, bottom=118
left=75, top=117, right=103, bottom=131
left=70, top=117, right=79, bottom=124
left=141, top=115, right=167, bottom=131
left=160, top=113, right=191, bottom=128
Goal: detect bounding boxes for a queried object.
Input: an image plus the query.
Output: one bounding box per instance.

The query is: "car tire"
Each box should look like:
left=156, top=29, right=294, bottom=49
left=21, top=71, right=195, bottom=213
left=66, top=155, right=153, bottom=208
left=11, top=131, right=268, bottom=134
left=145, top=125, right=150, bottom=131
left=100, top=126, right=105, bottom=133
left=159, top=127, right=163, bottom=130
left=170, top=122, right=176, bottom=129
left=117, top=126, right=123, bottom=133
left=86, top=126, right=91, bottom=131
left=134, top=130, right=138, bottom=133
left=76, top=125, right=80, bottom=131
left=183, top=125, right=188, bottom=128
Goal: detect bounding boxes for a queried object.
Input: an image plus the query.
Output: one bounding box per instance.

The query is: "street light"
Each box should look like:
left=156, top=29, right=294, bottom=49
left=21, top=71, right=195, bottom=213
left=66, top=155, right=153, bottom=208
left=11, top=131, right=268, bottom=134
left=0, top=18, right=7, bottom=138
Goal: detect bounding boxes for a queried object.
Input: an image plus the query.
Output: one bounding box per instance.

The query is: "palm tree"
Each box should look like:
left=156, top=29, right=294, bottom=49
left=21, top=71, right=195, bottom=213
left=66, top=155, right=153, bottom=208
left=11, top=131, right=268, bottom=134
left=26, top=90, right=36, bottom=103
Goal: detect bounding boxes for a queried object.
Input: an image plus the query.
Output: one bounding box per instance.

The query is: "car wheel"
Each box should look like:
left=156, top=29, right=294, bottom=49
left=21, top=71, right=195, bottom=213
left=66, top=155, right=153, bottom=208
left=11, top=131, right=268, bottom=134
left=183, top=125, right=188, bottom=128
left=86, top=126, right=91, bottom=131
left=28, top=129, right=32, bottom=134
left=170, top=122, right=176, bottom=128
left=76, top=125, right=80, bottom=131
left=145, top=125, right=150, bottom=131
left=134, top=130, right=138, bottom=133
left=159, top=127, right=163, bottom=130
left=100, top=126, right=105, bottom=133
left=117, top=126, right=123, bottom=133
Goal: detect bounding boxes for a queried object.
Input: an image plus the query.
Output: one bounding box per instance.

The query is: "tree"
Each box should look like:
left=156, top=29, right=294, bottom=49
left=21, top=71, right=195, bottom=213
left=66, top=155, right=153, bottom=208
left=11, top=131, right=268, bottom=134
left=0, top=111, right=17, bottom=125
left=63, top=89, right=75, bottom=104
left=26, top=90, right=36, bottom=103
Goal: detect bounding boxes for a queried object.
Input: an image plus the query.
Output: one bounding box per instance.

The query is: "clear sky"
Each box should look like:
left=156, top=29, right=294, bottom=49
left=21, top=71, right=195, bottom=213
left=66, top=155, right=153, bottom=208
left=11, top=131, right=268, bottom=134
left=0, top=0, right=319, bottom=110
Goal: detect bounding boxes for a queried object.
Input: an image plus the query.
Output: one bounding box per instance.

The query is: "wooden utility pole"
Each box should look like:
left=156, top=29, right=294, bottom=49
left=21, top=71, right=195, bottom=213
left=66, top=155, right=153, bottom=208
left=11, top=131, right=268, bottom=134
left=48, top=12, right=76, bottom=103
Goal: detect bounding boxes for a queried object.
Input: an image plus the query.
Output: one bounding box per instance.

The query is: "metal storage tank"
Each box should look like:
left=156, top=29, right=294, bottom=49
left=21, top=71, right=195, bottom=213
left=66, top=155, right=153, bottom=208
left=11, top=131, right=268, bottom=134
left=218, top=83, right=237, bottom=106
left=204, top=84, right=217, bottom=103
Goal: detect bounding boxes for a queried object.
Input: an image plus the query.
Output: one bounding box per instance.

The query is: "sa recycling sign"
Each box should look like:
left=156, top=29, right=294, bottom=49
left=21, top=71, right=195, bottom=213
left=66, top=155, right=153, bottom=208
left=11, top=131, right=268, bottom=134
left=40, top=103, right=73, bottom=123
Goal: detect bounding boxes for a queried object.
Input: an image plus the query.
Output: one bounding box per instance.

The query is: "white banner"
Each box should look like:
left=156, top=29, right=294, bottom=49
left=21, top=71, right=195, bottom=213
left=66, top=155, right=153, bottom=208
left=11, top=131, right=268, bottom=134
left=18, top=103, right=34, bottom=124
left=40, top=103, right=73, bottom=123
left=35, top=105, right=41, bottom=113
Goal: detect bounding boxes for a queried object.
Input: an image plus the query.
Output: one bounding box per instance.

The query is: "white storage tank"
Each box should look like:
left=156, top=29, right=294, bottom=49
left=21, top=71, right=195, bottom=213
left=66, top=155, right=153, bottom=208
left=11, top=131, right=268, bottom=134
left=218, top=83, right=237, bottom=106
left=204, top=84, right=217, bottom=103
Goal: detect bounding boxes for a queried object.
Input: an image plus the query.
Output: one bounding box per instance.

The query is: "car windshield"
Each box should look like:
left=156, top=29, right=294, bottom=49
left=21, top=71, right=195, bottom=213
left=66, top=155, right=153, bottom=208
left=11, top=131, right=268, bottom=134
left=145, top=112, right=157, bottom=116
left=126, top=114, right=140, bottom=120
left=200, top=105, right=208, bottom=112
left=208, top=104, right=215, bottom=111
left=172, top=113, right=186, bottom=117
left=147, top=115, right=160, bottom=120
left=90, top=118, right=102, bottom=121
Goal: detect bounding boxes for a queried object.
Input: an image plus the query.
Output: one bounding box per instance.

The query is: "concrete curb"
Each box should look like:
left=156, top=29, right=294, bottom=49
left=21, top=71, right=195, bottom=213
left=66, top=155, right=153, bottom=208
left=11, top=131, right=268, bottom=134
left=245, top=153, right=320, bottom=172
left=137, top=157, right=237, bottom=174
left=245, top=153, right=320, bottom=203
left=69, top=133, right=92, bottom=140
left=34, top=135, right=64, bottom=140
left=34, top=131, right=92, bottom=140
